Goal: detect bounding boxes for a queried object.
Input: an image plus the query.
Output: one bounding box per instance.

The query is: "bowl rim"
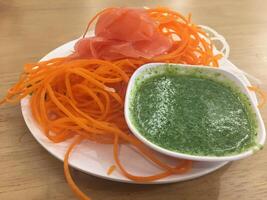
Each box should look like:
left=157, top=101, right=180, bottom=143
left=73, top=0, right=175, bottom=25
left=124, top=62, right=266, bottom=162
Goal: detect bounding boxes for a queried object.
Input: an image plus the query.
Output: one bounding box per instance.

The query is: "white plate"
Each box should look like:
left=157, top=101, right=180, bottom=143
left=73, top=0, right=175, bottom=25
left=20, top=38, right=258, bottom=184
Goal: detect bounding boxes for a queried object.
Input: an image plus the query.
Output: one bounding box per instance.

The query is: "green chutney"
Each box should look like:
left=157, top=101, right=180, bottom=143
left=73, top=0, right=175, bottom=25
left=130, top=72, right=257, bottom=156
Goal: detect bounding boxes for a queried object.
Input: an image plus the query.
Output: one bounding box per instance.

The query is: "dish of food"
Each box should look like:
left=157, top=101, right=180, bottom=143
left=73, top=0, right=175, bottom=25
left=125, top=63, right=265, bottom=161
left=0, top=6, right=265, bottom=200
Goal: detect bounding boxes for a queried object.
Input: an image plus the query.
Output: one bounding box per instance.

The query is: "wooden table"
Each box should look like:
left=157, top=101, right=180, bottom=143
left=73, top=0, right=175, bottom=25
left=1, top=0, right=267, bottom=199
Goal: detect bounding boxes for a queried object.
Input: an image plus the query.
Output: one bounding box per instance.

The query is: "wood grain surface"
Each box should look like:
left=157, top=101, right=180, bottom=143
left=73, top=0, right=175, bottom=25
left=0, top=0, right=267, bottom=199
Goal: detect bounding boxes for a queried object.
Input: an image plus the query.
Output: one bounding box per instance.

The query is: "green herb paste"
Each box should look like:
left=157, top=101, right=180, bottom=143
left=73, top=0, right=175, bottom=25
left=130, top=73, right=257, bottom=156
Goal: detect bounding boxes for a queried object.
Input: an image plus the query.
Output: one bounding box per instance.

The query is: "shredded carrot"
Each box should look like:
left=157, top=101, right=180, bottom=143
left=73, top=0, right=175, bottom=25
left=248, top=86, right=267, bottom=108
left=64, top=136, right=91, bottom=200
left=146, top=8, right=222, bottom=66
left=113, top=133, right=192, bottom=182
left=0, top=7, right=231, bottom=200
left=107, top=165, right=116, bottom=175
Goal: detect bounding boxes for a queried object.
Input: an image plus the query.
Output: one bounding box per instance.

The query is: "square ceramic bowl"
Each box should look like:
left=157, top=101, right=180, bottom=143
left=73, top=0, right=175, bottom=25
left=124, top=63, right=266, bottom=162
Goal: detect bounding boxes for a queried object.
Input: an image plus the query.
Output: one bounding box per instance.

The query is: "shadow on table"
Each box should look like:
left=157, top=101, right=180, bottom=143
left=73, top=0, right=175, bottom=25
left=73, top=162, right=232, bottom=200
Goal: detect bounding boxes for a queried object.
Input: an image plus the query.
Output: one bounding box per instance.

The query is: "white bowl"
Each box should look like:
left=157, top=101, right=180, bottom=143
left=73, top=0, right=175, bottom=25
left=124, top=63, right=266, bottom=162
